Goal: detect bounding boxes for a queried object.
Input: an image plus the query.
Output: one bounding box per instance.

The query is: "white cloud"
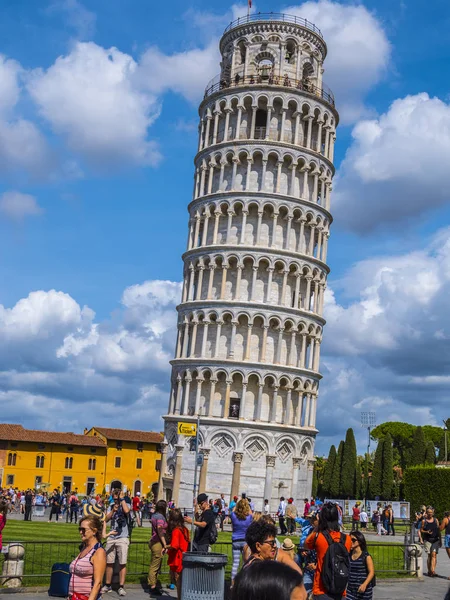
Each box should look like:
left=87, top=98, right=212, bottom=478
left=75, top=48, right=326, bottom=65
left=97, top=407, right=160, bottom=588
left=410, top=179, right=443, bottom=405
left=138, top=42, right=219, bottom=104
left=286, top=0, right=391, bottom=123
left=311, top=226, right=450, bottom=450
left=47, top=0, right=96, bottom=40
left=334, top=93, right=450, bottom=231
left=0, top=280, right=179, bottom=432
left=0, top=190, right=43, bottom=221
left=27, top=42, right=162, bottom=168
left=0, top=56, right=52, bottom=178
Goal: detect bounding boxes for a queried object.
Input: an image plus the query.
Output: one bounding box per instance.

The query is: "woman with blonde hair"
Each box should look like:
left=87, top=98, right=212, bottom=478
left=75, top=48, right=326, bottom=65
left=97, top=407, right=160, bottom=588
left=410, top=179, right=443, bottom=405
left=231, top=498, right=253, bottom=582
left=68, top=514, right=106, bottom=600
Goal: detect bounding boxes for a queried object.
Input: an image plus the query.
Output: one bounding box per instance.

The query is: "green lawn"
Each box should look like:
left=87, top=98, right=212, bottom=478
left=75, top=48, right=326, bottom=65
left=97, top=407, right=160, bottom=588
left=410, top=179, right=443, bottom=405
left=1, top=521, right=414, bottom=587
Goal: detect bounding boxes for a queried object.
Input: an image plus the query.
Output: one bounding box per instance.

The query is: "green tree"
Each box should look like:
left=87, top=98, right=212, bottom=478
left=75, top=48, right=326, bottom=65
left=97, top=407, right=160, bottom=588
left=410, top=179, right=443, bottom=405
left=322, top=445, right=337, bottom=498
left=370, top=438, right=384, bottom=498
left=381, top=433, right=394, bottom=499
left=330, top=440, right=344, bottom=498
left=341, top=428, right=357, bottom=497
left=424, top=440, right=436, bottom=465
left=410, top=426, right=426, bottom=466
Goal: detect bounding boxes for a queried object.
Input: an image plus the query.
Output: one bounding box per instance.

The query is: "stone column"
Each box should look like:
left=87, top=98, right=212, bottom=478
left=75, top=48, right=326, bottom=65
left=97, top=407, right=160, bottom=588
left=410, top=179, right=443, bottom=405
left=189, top=321, right=198, bottom=356
left=298, top=219, right=306, bottom=253
left=235, top=106, right=243, bottom=140
left=244, top=323, right=253, bottom=360
left=271, top=212, right=278, bottom=247
left=204, top=116, right=212, bottom=148
left=240, top=210, right=248, bottom=244
left=181, top=375, right=191, bottom=415
left=279, top=108, right=286, bottom=142
left=306, top=459, right=315, bottom=498
left=201, top=321, right=209, bottom=357
left=201, top=213, right=210, bottom=246
left=195, top=267, right=204, bottom=300
left=276, top=160, right=283, bottom=193
left=251, top=266, right=258, bottom=301
left=261, top=159, right=268, bottom=191
left=231, top=160, right=239, bottom=191
left=270, top=386, right=279, bottom=422
left=285, top=216, right=292, bottom=250
left=265, top=107, right=272, bottom=140
left=235, top=265, right=243, bottom=300
left=265, top=268, right=274, bottom=303
left=290, top=163, right=297, bottom=196
left=208, top=163, right=215, bottom=194
left=223, top=379, right=232, bottom=418
left=229, top=320, right=238, bottom=358
left=305, top=277, right=312, bottom=311
left=250, top=106, right=257, bottom=139
left=198, top=448, right=210, bottom=493
left=306, top=116, right=313, bottom=149
left=263, top=455, right=276, bottom=506
left=255, top=383, right=264, bottom=421
left=285, top=386, right=293, bottom=424
left=174, top=375, right=183, bottom=414
left=212, top=211, right=220, bottom=244
left=207, top=265, right=215, bottom=299
left=261, top=325, right=269, bottom=362
left=245, top=159, right=253, bottom=191
left=214, top=321, right=223, bottom=357
left=281, top=270, right=288, bottom=306
left=208, top=379, right=217, bottom=417
left=194, top=378, right=203, bottom=414
left=199, top=165, right=207, bottom=197
left=240, top=382, right=247, bottom=420
left=256, top=211, right=263, bottom=245
left=212, top=111, right=220, bottom=145
left=316, top=120, right=323, bottom=152
left=220, top=265, right=228, bottom=299
left=291, top=457, right=301, bottom=500
left=223, top=109, right=231, bottom=142
left=157, top=442, right=168, bottom=500
left=172, top=444, right=184, bottom=506
left=294, top=112, right=301, bottom=145
left=230, top=452, right=243, bottom=500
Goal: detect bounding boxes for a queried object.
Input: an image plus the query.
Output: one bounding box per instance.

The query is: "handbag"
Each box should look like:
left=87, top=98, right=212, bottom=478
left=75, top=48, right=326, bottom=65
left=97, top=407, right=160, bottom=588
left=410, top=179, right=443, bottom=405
left=71, top=594, right=89, bottom=600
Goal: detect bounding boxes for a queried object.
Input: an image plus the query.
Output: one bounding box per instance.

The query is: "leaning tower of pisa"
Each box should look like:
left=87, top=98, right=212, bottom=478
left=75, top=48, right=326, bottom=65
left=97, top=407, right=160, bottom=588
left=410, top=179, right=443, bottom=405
left=159, top=13, right=338, bottom=510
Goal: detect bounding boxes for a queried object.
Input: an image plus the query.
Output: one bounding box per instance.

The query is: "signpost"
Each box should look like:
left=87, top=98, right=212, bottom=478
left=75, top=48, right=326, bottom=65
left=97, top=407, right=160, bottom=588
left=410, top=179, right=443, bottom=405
left=178, top=414, right=201, bottom=551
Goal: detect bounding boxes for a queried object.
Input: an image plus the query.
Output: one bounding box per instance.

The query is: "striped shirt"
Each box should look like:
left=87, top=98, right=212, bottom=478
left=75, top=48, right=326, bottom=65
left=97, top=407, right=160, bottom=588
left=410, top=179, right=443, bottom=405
left=347, top=553, right=373, bottom=600
left=68, top=543, right=101, bottom=597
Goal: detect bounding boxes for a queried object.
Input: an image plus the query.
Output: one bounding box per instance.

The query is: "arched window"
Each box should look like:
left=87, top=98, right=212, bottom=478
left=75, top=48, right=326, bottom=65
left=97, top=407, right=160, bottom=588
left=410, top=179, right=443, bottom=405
left=255, top=109, right=267, bottom=139
left=8, top=452, right=16, bottom=466
left=35, top=455, right=45, bottom=468
left=88, top=458, right=96, bottom=471
left=65, top=456, right=73, bottom=469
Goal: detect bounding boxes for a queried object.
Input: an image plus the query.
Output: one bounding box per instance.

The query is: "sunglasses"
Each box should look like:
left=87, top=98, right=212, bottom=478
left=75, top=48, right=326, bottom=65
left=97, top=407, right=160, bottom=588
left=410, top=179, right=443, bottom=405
left=350, top=537, right=358, bottom=543
left=78, top=527, right=90, bottom=534
left=261, top=539, right=277, bottom=548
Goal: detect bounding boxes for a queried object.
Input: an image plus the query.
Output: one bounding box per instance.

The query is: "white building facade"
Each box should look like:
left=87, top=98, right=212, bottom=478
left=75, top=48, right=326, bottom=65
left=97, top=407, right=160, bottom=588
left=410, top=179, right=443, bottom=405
left=160, top=13, right=339, bottom=511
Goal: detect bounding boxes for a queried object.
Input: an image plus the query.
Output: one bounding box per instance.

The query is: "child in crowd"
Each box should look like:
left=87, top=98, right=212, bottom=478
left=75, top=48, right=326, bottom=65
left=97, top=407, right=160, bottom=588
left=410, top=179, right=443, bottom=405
left=167, top=508, right=190, bottom=600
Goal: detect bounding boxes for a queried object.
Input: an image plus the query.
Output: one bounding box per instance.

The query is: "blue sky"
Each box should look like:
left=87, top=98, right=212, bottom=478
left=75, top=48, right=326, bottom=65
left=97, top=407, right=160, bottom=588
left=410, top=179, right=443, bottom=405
left=1, top=0, right=450, bottom=455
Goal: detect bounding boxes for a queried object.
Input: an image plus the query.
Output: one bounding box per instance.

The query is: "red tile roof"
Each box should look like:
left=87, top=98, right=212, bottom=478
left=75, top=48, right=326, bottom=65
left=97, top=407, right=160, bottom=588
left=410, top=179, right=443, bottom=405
left=89, top=427, right=163, bottom=444
left=0, top=424, right=105, bottom=447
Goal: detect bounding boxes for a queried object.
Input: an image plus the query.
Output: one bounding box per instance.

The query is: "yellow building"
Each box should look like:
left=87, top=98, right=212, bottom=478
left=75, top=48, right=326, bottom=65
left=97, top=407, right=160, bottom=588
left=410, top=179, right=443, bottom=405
left=0, top=424, right=162, bottom=497
left=84, top=427, right=162, bottom=497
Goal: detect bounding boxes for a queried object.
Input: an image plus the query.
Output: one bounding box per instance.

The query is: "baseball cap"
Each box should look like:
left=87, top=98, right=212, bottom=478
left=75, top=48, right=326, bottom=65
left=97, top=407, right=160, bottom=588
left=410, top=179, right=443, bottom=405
left=136, top=492, right=141, bottom=496
left=197, top=493, right=208, bottom=504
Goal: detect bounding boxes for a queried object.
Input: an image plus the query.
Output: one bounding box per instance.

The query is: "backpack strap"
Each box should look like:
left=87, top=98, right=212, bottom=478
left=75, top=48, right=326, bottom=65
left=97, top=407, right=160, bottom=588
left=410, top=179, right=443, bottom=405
left=322, top=530, right=334, bottom=546
left=339, top=533, right=346, bottom=545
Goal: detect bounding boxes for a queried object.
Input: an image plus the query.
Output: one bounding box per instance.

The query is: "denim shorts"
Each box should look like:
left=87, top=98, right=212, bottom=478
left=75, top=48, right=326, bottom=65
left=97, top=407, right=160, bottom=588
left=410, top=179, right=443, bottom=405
left=444, top=534, right=450, bottom=548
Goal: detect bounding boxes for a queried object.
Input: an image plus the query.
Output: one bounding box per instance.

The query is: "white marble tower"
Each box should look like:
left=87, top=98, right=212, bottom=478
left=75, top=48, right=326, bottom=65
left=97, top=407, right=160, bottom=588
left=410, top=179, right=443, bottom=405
left=159, top=13, right=338, bottom=510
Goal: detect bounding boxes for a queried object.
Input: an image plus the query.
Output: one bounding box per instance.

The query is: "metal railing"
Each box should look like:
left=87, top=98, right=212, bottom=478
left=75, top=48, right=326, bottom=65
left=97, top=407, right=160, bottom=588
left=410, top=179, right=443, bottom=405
left=223, top=13, right=323, bottom=38
left=0, top=538, right=418, bottom=586
left=203, top=74, right=335, bottom=107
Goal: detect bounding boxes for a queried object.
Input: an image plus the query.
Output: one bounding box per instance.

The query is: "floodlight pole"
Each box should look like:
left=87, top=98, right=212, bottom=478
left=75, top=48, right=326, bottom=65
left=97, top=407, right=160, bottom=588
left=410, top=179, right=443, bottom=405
left=361, top=412, right=376, bottom=508
left=190, top=410, right=202, bottom=551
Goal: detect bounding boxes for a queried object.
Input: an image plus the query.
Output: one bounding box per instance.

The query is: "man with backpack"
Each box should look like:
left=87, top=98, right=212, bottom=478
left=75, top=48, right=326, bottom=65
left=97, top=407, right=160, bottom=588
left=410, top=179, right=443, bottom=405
left=305, top=502, right=352, bottom=599
left=184, top=493, right=217, bottom=552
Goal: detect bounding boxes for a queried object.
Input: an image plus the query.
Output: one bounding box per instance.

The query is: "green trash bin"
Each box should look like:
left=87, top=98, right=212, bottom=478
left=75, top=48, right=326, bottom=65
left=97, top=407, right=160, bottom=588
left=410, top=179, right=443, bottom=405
left=181, top=552, right=228, bottom=600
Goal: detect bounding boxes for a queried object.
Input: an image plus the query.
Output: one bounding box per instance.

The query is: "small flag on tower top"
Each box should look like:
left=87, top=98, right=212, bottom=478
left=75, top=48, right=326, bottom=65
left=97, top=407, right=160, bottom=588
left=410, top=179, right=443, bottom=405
left=248, top=0, right=252, bottom=9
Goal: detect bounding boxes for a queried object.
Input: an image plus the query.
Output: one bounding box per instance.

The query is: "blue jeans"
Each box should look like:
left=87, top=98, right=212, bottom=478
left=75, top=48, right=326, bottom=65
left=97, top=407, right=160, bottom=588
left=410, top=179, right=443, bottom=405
left=303, top=570, right=314, bottom=594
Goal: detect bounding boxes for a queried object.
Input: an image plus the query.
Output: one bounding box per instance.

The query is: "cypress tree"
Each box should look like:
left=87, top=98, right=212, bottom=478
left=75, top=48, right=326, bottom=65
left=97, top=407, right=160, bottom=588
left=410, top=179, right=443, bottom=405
left=330, top=440, right=344, bottom=498
left=370, top=438, right=384, bottom=498
left=410, top=426, right=426, bottom=466
left=425, top=440, right=436, bottom=465
left=341, top=428, right=357, bottom=498
left=322, top=445, right=337, bottom=497
left=381, top=433, right=394, bottom=499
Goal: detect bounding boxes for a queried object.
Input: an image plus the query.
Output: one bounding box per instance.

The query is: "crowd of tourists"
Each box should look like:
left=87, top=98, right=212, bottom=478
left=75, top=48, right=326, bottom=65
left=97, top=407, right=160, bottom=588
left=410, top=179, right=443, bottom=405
left=4, top=483, right=450, bottom=599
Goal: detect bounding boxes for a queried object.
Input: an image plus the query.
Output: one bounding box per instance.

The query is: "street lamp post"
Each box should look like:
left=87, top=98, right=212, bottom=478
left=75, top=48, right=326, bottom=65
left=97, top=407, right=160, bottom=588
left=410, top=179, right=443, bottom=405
left=361, top=411, right=376, bottom=507
left=443, top=420, right=448, bottom=463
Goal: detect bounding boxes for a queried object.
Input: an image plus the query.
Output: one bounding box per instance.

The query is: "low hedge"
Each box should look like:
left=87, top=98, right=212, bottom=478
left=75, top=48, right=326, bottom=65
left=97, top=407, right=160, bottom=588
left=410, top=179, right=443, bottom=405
left=404, top=466, right=450, bottom=518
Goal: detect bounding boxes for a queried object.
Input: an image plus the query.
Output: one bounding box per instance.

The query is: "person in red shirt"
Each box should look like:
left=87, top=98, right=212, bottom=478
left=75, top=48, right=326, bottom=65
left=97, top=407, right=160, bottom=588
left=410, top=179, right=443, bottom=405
left=167, top=508, right=190, bottom=600
left=303, top=498, right=311, bottom=518
left=132, top=493, right=142, bottom=527
left=306, top=502, right=352, bottom=600
left=352, top=503, right=361, bottom=532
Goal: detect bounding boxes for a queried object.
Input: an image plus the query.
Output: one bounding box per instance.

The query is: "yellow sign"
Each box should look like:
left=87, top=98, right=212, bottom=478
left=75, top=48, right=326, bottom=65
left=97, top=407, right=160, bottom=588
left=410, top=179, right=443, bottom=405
left=178, top=422, right=197, bottom=436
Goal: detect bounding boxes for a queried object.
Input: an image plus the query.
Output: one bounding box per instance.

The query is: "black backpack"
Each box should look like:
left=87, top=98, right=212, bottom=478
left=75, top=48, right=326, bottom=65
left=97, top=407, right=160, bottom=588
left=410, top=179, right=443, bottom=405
left=319, top=531, right=350, bottom=595
left=208, top=524, right=218, bottom=545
